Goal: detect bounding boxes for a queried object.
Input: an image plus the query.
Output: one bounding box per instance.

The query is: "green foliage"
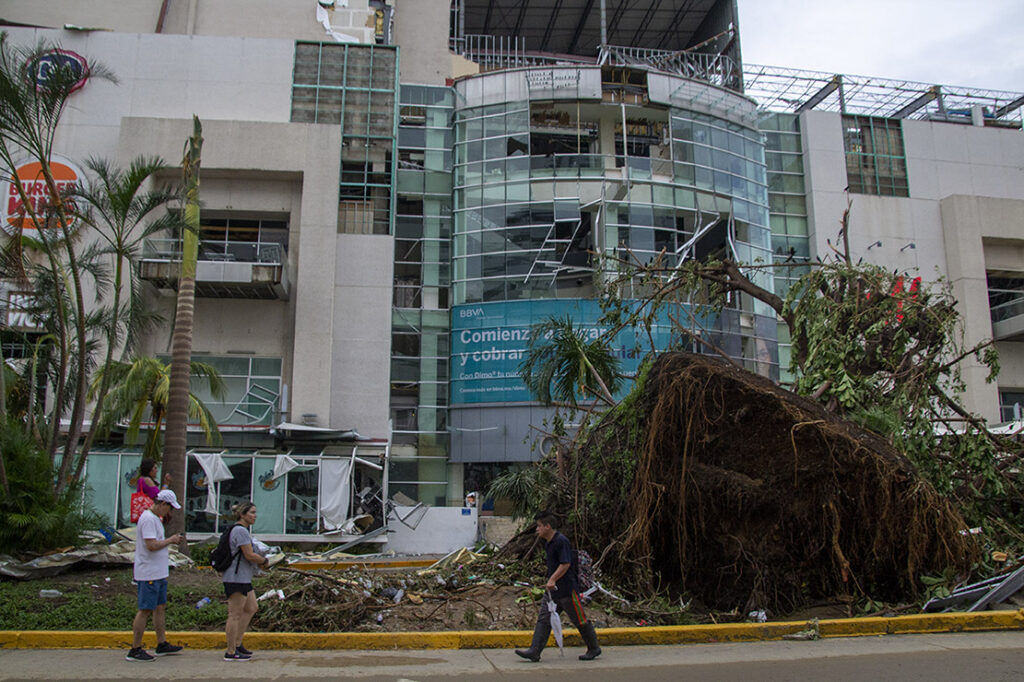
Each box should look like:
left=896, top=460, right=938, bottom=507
left=519, top=315, right=621, bottom=406
left=486, top=463, right=556, bottom=520
left=0, top=571, right=228, bottom=631
left=571, top=360, right=653, bottom=531
left=0, top=419, right=100, bottom=554
left=919, top=566, right=959, bottom=602
left=89, top=356, right=226, bottom=459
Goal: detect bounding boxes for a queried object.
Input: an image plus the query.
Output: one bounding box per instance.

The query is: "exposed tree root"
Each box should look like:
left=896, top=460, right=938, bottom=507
left=560, top=352, right=979, bottom=613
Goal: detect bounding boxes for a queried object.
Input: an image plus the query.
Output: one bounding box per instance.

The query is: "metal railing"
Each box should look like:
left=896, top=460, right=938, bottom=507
left=990, top=296, right=1024, bottom=323
left=141, top=238, right=285, bottom=266
left=449, top=37, right=741, bottom=91
left=599, top=45, right=741, bottom=91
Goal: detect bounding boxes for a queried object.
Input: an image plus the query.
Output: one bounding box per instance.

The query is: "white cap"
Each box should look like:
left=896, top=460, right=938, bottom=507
left=156, top=489, right=181, bottom=509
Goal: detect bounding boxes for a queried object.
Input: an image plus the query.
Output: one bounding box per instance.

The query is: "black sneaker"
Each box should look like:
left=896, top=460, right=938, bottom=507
left=236, top=645, right=253, bottom=656
left=223, top=651, right=252, bottom=662
left=154, top=641, right=183, bottom=656
left=125, top=648, right=155, bottom=662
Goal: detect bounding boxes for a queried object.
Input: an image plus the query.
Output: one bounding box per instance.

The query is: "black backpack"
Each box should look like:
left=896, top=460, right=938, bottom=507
left=209, top=523, right=242, bottom=573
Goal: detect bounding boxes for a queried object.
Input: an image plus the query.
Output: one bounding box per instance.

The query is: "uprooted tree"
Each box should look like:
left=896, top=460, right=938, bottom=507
left=500, top=203, right=1018, bottom=613
left=597, top=203, right=1018, bottom=529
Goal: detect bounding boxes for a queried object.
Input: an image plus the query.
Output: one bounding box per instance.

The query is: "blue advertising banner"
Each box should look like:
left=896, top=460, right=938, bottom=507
left=450, top=299, right=703, bottom=405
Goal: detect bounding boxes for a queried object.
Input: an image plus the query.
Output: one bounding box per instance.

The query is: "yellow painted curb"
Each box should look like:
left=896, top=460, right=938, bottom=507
left=1, top=610, right=1022, bottom=650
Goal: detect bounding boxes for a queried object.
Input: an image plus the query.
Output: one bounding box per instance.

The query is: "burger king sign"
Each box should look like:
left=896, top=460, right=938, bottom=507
left=1, top=157, right=82, bottom=239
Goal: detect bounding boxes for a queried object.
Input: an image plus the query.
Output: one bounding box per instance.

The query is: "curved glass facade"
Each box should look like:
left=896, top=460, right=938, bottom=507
left=450, top=67, right=775, bottom=373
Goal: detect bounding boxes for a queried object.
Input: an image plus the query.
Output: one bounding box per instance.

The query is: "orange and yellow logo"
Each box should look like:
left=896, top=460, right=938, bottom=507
left=1, top=158, right=81, bottom=238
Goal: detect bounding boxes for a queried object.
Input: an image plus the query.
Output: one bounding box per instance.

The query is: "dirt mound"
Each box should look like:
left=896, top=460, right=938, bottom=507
left=571, top=352, right=978, bottom=614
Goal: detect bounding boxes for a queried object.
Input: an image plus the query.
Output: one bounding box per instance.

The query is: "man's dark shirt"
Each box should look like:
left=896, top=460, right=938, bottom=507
left=544, top=531, right=578, bottom=600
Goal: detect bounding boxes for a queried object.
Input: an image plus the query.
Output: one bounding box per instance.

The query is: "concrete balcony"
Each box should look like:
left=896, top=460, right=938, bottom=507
left=138, top=238, right=289, bottom=300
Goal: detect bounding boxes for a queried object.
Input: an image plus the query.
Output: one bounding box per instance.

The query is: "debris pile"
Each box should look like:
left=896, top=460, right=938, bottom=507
left=566, top=352, right=979, bottom=613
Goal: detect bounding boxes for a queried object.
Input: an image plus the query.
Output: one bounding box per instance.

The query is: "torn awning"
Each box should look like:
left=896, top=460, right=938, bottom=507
left=270, top=422, right=373, bottom=441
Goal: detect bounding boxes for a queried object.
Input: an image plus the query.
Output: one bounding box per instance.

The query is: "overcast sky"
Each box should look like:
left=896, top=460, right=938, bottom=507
left=737, top=0, right=1024, bottom=92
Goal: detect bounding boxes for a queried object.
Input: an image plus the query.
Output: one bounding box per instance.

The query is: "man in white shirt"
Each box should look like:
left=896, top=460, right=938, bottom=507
left=126, top=489, right=185, bottom=662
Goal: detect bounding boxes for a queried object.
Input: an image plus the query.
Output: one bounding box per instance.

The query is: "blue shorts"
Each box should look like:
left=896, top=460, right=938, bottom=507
left=136, top=578, right=168, bottom=610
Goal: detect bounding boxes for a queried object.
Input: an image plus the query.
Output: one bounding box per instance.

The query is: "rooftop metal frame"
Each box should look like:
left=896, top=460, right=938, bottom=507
left=743, top=63, right=1024, bottom=126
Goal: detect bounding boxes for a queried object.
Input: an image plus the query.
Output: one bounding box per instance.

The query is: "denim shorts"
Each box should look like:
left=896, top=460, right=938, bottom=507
left=136, top=578, right=168, bottom=610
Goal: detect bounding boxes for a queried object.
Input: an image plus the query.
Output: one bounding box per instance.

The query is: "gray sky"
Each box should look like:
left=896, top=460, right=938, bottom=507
left=737, top=0, right=1024, bottom=93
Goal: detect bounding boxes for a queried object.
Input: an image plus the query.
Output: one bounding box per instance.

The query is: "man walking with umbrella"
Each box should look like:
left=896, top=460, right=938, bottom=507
left=515, top=510, right=602, bottom=662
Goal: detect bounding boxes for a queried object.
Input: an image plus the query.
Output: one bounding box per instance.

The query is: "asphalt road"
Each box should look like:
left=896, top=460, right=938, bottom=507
left=1, top=631, right=1023, bottom=681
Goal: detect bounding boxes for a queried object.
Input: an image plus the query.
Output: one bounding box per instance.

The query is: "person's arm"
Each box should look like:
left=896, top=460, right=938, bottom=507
left=546, top=562, right=570, bottom=590
left=145, top=534, right=181, bottom=551
left=240, top=542, right=269, bottom=567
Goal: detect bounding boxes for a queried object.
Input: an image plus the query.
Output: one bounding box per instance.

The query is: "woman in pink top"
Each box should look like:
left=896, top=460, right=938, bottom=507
left=135, top=459, right=172, bottom=523
left=135, top=458, right=172, bottom=499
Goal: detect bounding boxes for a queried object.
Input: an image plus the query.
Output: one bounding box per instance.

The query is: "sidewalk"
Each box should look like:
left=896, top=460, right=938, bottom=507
left=1, top=609, right=1022, bottom=650
left=2, top=631, right=1024, bottom=681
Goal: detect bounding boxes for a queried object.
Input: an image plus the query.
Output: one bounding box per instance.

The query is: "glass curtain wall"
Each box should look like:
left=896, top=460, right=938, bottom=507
left=291, top=42, right=399, bottom=235
left=450, top=69, right=776, bottom=376
left=761, top=113, right=810, bottom=384
left=390, top=84, right=453, bottom=506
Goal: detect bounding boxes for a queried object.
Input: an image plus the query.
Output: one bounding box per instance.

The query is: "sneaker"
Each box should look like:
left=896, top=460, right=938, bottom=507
left=154, top=641, right=183, bottom=656
left=223, top=651, right=252, bottom=662
left=236, top=645, right=253, bottom=656
left=125, top=648, right=155, bottom=662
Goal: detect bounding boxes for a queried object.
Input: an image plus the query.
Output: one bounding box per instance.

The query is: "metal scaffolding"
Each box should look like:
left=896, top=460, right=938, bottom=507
left=743, top=63, right=1024, bottom=126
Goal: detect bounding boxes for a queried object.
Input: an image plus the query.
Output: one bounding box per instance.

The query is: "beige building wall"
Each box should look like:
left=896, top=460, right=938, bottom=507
left=1, top=0, right=376, bottom=43
left=393, top=0, right=451, bottom=85
left=802, top=110, right=1024, bottom=423
left=4, top=25, right=395, bottom=438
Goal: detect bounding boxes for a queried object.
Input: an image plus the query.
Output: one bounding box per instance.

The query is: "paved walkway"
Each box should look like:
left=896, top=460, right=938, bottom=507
left=2, top=632, right=1024, bottom=681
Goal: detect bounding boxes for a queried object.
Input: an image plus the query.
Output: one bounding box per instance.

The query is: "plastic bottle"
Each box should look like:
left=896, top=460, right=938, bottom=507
left=39, top=589, right=62, bottom=598
left=195, top=596, right=212, bottom=609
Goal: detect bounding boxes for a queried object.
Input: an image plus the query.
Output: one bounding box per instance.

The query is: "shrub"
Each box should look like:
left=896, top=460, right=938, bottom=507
left=0, top=419, right=101, bottom=555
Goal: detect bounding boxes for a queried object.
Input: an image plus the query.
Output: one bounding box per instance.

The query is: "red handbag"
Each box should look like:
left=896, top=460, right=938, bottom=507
left=130, top=491, right=154, bottom=523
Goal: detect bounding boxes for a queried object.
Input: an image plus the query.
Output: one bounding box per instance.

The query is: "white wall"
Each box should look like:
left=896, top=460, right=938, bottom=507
left=385, top=506, right=478, bottom=554
left=800, top=109, right=1024, bottom=422
left=0, top=0, right=376, bottom=44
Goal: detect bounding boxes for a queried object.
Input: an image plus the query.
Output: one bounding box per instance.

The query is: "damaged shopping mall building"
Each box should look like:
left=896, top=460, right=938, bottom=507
left=1, top=0, right=1022, bottom=550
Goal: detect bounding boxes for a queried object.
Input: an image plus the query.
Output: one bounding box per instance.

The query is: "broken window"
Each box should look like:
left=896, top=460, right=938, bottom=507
left=842, top=115, right=908, bottom=197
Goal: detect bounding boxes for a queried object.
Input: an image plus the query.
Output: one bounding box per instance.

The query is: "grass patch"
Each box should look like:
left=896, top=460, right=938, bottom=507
left=0, top=567, right=234, bottom=631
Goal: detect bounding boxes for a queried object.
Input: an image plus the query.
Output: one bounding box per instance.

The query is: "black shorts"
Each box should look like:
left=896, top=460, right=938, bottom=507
left=223, top=582, right=253, bottom=598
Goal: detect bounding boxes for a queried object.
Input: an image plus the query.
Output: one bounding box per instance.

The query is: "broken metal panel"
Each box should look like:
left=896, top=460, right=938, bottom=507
left=968, top=563, right=1024, bottom=611
left=994, top=94, right=1024, bottom=119
left=794, top=75, right=841, bottom=114
left=744, top=63, right=1024, bottom=126
left=891, top=86, right=940, bottom=119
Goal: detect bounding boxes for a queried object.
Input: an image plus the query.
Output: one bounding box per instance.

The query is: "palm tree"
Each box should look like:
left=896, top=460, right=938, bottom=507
left=163, top=116, right=203, bottom=538
left=518, top=315, right=621, bottom=483
left=68, top=156, right=177, bottom=482
left=519, top=315, right=621, bottom=407
left=0, top=34, right=115, bottom=492
left=89, top=356, right=225, bottom=461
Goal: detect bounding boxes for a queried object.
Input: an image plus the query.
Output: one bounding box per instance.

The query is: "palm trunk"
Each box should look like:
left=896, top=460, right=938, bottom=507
left=71, top=251, right=125, bottom=485
left=36, top=165, right=90, bottom=495
left=163, top=116, right=203, bottom=542
left=0, top=347, right=9, bottom=496
left=10, top=182, right=70, bottom=463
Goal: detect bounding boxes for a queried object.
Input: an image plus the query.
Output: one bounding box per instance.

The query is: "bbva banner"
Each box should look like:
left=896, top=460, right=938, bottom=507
left=450, top=299, right=705, bottom=405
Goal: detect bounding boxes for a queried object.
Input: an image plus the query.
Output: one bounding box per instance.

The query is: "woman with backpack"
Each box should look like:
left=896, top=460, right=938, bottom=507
left=221, top=501, right=269, bottom=661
